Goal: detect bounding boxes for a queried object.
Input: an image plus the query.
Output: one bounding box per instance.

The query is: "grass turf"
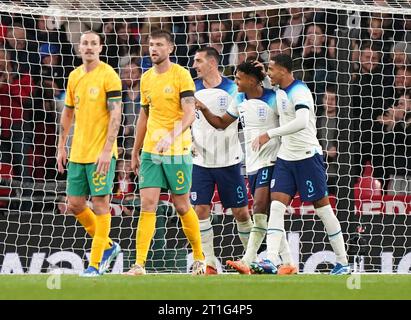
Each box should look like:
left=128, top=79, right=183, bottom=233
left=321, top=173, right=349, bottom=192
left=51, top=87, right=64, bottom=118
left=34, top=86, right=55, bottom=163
left=0, top=274, right=410, bottom=300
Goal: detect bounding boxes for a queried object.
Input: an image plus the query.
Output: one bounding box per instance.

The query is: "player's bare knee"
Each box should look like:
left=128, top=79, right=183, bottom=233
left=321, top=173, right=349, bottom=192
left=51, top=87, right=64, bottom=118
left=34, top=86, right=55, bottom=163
left=175, top=203, right=191, bottom=215
left=141, top=203, right=157, bottom=213
left=313, top=196, right=330, bottom=209
left=232, top=206, right=250, bottom=221
left=271, top=192, right=291, bottom=206
left=91, top=196, right=110, bottom=214
left=195, top=205, right=211, bottom=220
left=67, top=198, right=87, bottom=215
left=253, top=200, right=269, bottom=215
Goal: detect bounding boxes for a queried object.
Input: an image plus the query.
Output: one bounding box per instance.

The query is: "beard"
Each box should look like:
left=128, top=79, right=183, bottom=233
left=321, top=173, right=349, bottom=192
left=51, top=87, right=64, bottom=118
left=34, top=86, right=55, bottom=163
left=152, top=55, right=168, bottom=65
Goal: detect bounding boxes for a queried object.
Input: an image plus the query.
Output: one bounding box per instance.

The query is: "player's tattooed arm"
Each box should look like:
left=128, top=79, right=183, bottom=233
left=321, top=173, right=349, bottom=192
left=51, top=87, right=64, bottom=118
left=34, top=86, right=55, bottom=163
left=105, top=99, right=122, bottom=146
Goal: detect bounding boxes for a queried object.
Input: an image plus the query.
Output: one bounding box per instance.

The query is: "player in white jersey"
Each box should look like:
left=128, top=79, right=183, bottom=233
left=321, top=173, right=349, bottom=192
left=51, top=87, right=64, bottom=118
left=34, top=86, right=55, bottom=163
left=191, top=47, right=251, bottom=275
left=252, top=54, right=350, bottom=275
left=196, top=60, right=296, bottom=275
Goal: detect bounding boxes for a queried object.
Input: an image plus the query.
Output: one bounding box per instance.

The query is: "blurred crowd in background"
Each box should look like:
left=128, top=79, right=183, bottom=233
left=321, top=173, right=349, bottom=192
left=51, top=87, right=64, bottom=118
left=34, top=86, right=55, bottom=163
left=0, top=5, right=410, bottom=206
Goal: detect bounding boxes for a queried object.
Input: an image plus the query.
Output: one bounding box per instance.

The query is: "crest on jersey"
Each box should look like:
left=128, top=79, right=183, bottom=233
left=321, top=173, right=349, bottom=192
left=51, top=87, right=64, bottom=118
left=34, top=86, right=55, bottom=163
left=281, top=99, right=288, bottom=111
left=190, top=192, right=197, bottom=201
left=257, top=106, right=267, bottom=121
left=89, top=87, right=99, bottom=96
left=74, top=95, right=80, bottom=107
left=164, top=86, right=173, bottom=94
left=217, top=96, right=228, bottom=112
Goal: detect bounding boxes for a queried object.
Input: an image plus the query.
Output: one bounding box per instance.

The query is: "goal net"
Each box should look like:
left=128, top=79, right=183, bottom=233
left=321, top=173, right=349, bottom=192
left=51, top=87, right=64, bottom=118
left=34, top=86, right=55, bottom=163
left=0, top=0, right=410, bottom=274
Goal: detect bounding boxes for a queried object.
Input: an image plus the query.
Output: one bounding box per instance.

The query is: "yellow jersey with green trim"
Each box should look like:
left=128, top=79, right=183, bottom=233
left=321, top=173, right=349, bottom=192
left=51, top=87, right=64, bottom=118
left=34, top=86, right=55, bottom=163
left=141, top=63, right=195, bottom=156
left=65, top=62, right=122, bottom=163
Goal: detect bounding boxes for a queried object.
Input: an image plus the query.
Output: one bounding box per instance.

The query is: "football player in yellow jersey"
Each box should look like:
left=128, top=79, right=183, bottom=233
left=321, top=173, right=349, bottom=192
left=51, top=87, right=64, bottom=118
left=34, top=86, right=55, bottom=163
left=57, top=31, right=122, bottom=277
left=124, top=29, right=205, bottom=275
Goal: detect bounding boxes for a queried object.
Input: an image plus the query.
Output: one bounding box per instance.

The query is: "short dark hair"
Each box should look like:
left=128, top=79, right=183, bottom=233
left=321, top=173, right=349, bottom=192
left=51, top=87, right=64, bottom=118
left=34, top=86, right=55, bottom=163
left=236, top=61, right=265, bottom=82
left=196, top=46, right=220, bottom=64
left=82, top=30, right=103, bottom=45
left=325, top=84, right=337, bottom=94
left=271, top=54, right=293, bottom=72
left=149, top=29, right=174, bottom=44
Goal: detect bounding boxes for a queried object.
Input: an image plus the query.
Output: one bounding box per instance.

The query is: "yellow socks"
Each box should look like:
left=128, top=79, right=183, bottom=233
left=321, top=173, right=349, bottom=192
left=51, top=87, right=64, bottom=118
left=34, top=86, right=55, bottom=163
left=180, top=207, right=204, bottom=261
left=76, top=207, right=112, bottom=250
left=89, top=213, right=112, bottom=269
left=136, top=211, right=156, bottom=266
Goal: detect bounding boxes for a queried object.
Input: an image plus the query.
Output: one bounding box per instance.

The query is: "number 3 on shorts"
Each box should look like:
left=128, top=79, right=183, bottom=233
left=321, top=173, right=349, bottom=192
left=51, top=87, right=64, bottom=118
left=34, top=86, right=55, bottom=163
left=176, top=170, right=185, bottom=185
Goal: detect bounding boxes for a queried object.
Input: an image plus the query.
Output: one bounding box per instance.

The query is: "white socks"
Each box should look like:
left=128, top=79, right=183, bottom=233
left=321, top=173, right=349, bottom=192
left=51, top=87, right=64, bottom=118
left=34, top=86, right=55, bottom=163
left=316, top=205, right=348, bottom=265
left=242, top=213, right=267, bottom=265
left=266, top=200, right=289, bottom=264
left=199, top=217, right=217, bottom=268
left=236, top=217, right=253, bottom=249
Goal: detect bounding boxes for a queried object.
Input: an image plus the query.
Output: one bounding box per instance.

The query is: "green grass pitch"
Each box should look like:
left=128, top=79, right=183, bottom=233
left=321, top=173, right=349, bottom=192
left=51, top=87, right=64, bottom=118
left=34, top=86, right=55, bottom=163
left=1, top=274, right=410, bottom=300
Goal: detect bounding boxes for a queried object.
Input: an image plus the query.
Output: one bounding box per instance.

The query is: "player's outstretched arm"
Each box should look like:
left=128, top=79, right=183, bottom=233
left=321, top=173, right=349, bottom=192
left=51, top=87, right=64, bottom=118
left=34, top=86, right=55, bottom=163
left=131, top=105, right=148, bottom=175
left=96, top=99, right=122, bottom=176
left=57, top=106, right=74, bottom=173
left=195, top=98, right=236, bottom=129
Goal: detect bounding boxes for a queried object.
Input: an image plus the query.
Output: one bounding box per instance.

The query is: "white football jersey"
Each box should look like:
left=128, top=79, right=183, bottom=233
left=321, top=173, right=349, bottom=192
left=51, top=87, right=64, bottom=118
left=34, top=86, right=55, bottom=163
left=227, top=88, right=280, bottom=173
left=275, top=80, right=322, bottom=161
left=192, top=77, right=243, bottom=168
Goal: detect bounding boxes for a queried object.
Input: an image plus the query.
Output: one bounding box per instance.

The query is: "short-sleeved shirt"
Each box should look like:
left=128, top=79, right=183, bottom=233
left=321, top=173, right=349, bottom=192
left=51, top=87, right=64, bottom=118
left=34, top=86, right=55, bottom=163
left=65, top=62, right=122, bottom=163
left=140, top=63, right=195, bottom=156
left=192, top=77, right=242, bottom=168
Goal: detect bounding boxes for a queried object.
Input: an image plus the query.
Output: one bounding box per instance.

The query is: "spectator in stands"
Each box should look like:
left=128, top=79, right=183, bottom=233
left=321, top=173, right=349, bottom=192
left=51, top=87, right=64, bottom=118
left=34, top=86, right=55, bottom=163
left=48, top=0, right=102, bottom=58
left=294, top=23, right=335, bottom=105
left=113, top=152, right=136, bottom=217
left=119, top=58, right=141, bottom=155
left=351, top=41, right=391, bottom=181
left=0, top=48, right=7, bottom=71
left=317, top=86, right=338, bottom=194
left=374, top=92, right=411, bottom=193
left=113, top=156, right=137, bottom=202
left=228, top=43, right=258, bottom=74
left=268, top=39, right=291, bottom=60
left=112, top=155, right=137, bottom=217
left=281, top=8, right=307, bottom=57
left=0, top=50, right=34, bottom=207
left=396, top=14, right=411, bottom=43
left=31, top=85, right=58, bottom=180
left=5, top=23, right=40, bottom=76
left=104, top=21, right=139, bottom=71
left=39, top=43, right=65, bottom=95
left=362, top=15, right=393, bottom=63
left=207, top=18, right=233, bottom=71
left=232, top=15, right=268, bottom=64
left=391, top=42, right=411, bottom=68
left=175, top=17, right=206, bottom=71
left=34, top=15, right=59, bottom=44
left=394, top=65, right=411, bottom=98
left=230, top=12, right=246, bottom=43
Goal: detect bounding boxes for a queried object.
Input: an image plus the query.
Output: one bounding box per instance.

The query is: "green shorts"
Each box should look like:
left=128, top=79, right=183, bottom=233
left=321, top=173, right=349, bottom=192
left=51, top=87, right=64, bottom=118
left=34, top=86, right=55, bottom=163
left=139, top=151, right=192, bottom=194
left=67, top=158, right=116, bottom=197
